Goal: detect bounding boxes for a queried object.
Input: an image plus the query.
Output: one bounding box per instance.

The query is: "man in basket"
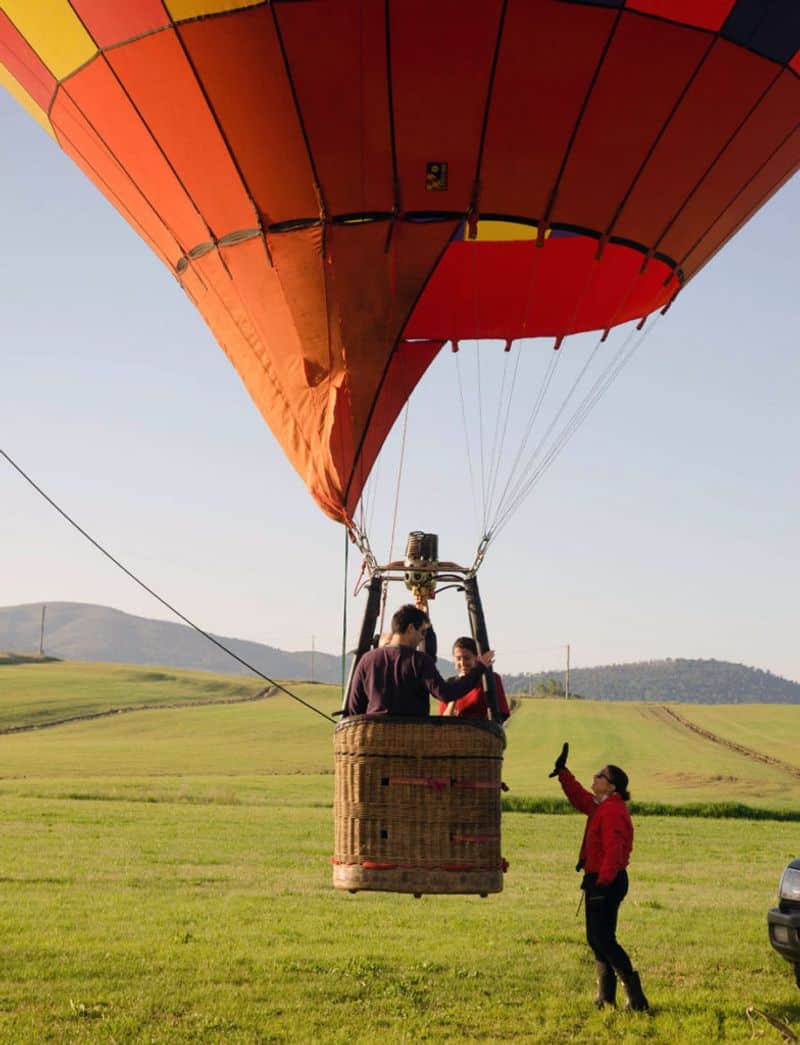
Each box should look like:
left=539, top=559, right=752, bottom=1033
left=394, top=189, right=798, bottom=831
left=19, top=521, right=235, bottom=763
left=345, top=604, right=494, bottom=717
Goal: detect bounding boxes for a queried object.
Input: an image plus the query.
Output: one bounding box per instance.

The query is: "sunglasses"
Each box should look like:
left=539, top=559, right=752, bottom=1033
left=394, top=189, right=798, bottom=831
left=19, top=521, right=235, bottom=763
left=593, top=771, right=611, bottom=783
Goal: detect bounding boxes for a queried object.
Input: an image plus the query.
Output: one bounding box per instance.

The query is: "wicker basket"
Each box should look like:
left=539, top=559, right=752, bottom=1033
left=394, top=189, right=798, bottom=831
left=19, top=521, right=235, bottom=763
left=333, top=716, right=506, bottom=896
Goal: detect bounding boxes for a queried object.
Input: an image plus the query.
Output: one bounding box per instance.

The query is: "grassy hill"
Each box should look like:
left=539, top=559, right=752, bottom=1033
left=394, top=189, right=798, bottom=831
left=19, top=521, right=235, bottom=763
left=0, top=660, right=271, bottom=731
left=1, top=661, right=798, bottom=812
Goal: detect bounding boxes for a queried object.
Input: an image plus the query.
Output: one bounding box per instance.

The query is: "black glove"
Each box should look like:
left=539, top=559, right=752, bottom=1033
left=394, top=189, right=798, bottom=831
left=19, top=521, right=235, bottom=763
left=548, top=742, right=569, bottom=778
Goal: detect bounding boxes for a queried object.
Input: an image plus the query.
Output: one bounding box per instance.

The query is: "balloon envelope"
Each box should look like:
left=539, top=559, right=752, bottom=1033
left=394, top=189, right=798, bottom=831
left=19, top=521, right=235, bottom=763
left=2, top=0, right=798, bottom=523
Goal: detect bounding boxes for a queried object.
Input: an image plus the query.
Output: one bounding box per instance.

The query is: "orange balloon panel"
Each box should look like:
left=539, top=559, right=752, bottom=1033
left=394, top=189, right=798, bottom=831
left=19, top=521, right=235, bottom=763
left=2, top=0, right=798, bottom=525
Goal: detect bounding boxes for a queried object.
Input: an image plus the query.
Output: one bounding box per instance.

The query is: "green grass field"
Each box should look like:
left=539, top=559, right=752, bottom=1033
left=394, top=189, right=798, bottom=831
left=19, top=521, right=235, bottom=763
left=0, top=662, right=798, bottom=1042
left=0, top=661, right=268, bottom=731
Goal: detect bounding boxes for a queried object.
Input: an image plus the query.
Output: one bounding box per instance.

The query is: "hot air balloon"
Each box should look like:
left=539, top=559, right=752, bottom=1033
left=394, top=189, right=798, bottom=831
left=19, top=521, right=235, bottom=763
left=3, top=0, right=798, bottom=530
left=3, top=0, right=798, bottom=896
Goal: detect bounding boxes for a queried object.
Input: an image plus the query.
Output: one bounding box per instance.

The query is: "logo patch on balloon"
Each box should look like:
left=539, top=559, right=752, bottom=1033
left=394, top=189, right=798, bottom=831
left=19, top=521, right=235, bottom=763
left=426, top=162, right=448, bottom=191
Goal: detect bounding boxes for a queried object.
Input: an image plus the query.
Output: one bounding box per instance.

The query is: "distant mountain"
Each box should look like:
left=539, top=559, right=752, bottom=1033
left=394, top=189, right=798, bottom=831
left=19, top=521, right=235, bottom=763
left=3, top=604, right=797, bottom=703
left=504, top=659, right=800, bottom=704
left=0, top=602, right=347, bottom=683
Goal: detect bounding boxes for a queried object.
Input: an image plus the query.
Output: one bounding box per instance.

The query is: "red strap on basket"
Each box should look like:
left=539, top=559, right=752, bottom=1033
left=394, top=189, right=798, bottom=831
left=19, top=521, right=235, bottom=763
left=332, top=857, right=509, bottom=872
left=450, top=832, right=500, bottom=843
left=389, top=776, right=449, bottom=790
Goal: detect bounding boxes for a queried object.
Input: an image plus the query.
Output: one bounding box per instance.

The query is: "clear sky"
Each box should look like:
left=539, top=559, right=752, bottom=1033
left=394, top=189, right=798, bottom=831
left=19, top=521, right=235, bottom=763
left=2, top=87, right=798, bottom=682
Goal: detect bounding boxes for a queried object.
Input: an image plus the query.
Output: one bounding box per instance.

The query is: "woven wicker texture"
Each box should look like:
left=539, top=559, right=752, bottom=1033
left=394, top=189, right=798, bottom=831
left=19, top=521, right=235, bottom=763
left=333, top=716, right=506, bottom=895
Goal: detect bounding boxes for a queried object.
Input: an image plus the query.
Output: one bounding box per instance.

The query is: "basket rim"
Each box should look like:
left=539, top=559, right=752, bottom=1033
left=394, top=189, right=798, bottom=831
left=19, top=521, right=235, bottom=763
left=335, top=714, right=505, bottom=744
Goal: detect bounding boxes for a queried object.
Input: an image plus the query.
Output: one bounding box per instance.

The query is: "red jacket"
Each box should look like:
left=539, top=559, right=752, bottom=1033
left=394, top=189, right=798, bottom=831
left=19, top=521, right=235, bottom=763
left=437, top=672, right=510, bottom=720
left=558, top=768, right=633, bottom=886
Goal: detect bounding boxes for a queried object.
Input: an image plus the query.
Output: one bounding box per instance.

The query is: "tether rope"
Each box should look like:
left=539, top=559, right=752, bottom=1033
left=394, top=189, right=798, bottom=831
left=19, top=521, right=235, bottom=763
left=1, top=448, right=336, bottom=725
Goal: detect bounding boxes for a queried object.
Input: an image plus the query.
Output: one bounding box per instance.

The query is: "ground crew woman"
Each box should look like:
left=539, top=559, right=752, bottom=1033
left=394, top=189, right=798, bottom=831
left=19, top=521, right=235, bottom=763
left=549, top=743, right=649, bottom=1011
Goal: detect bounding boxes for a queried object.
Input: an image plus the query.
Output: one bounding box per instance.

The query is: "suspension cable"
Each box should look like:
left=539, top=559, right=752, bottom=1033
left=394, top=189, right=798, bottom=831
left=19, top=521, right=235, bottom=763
left=475, top=339, right=489, bottom=531
left=377, top=399, right=410, bottom=636
left=489, top=346, right=562, bottom=523
left=1, top=448, right=336, bottom=724
left=488, top=317, right=660, bottom=543
left=494, top=329, right=606, bottom=522
left=340, top=525, right=349, bottom=696
left=484, top=340, right=524, bottom=526
left=454, top=346, right=481, bottom=533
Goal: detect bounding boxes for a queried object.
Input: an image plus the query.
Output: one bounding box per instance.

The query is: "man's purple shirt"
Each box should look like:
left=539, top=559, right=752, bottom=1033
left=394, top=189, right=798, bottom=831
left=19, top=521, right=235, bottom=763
left=345, top=644, right=486, bottom=717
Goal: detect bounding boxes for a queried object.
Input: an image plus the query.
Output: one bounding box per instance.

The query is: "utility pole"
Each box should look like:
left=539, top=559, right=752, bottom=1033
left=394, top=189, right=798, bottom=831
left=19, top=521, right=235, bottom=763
left=39, top=604, right=47, bottom=657
left=311, top=634, right=315, bottom=683
left=565, top=643, right=570, bottom=701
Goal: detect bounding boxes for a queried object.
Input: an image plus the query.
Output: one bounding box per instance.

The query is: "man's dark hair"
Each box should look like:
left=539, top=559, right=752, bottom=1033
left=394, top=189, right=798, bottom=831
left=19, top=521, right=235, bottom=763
left=391, top=604, right=429, bottom=635
left=452, top=636, right=477, bottom=656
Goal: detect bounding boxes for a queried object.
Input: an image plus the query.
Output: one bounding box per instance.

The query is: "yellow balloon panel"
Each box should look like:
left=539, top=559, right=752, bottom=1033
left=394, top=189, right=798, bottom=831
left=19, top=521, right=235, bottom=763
left=0, top=67, right=54, bottom=138
left=2, top=0, right=96, bottom=81
left=474, top=220, right=544, bottom=243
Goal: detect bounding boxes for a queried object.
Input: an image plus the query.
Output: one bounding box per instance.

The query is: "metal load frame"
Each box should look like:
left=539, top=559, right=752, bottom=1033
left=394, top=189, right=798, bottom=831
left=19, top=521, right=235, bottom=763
left=342, top=532, right=502, bottom=721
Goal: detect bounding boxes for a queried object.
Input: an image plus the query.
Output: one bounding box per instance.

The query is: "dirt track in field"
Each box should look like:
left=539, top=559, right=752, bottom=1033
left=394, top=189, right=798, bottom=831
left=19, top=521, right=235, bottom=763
left=0, top=686, right=280, bottom=736
left=646, top=704, right=800, bottom=780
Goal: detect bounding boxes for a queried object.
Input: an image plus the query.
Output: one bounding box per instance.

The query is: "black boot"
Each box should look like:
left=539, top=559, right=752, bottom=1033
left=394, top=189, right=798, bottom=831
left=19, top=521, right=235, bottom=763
left=621, top=970, right=649, bottom=1011
left=593, top=961, right=617, bottom=1009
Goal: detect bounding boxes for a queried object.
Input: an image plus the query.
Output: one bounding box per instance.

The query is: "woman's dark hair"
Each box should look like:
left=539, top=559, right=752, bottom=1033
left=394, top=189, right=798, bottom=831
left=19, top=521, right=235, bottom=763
left=606, top=765, right=630, bottom=801
left=452, top=636, right=478, bottom=656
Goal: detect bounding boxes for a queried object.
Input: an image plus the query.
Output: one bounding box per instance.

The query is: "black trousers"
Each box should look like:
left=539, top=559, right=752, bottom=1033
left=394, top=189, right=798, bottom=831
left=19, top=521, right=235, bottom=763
left=583, top=870, right=634, bottom=978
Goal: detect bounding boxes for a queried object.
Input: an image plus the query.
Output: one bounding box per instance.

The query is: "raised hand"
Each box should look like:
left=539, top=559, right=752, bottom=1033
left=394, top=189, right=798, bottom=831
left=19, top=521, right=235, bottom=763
left=548, top=741, right=569, bottom=778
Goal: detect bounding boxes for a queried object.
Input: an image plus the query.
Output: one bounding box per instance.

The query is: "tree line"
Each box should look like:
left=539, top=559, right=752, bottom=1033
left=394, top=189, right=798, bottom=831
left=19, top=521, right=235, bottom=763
left=504, top=658, right=800, bottom=704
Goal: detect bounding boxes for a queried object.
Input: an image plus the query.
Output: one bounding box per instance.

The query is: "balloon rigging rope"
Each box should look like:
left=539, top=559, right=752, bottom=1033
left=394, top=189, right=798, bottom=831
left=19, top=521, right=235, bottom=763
left=454, top=348, right=481, bottom=532
left=341, top=525, right=349, bottom=696
left=489, top=316, right=660, bottom=542
left=378, top=399, right=410, bottom=637
left=484, top=341, right=523, bottom=527
left=0, top=449, right=336, bottom=725
left=487, top=345, right=562, bottom=528
left=496, top=329, right=607, bottom=520
left=475, top=341, right=488, bottom=532
left=491, top=329, right=635, bottom=537
left=357, top=429, right=385, bottom=541
left=512, top=322, right=651, bottom=510
left=365, top=453, right=381, bottom=538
